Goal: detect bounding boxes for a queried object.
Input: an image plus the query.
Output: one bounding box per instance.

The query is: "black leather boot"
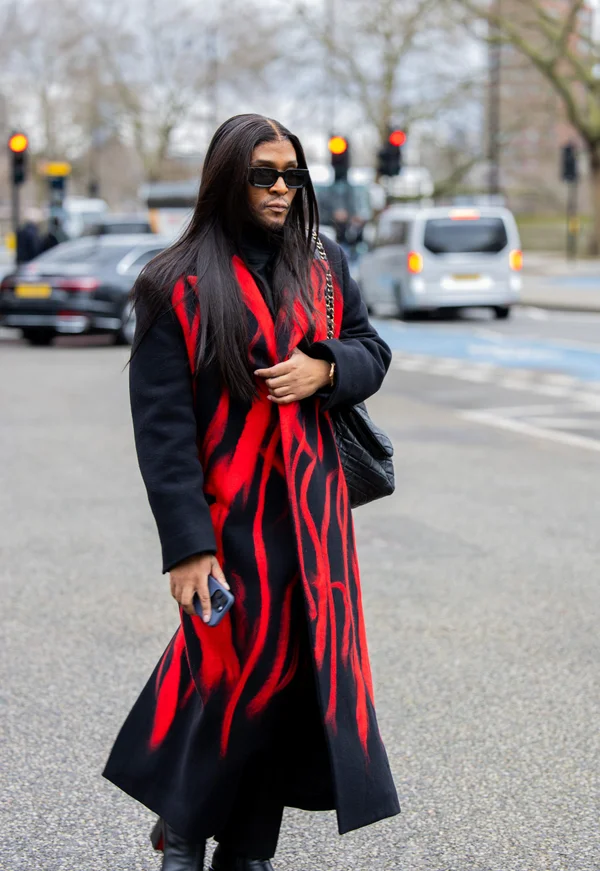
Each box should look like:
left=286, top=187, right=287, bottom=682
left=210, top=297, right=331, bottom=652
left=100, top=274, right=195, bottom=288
left=210, top=843, right=274, bottom=871
left=150, top=819, right=205, bottom=871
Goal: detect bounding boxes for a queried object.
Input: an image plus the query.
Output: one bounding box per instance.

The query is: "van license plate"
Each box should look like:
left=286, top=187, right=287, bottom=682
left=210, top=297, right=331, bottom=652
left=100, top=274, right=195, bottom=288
left=452, top=274, right=481, bottom=281
left=15, top=284, right=52, bottom=298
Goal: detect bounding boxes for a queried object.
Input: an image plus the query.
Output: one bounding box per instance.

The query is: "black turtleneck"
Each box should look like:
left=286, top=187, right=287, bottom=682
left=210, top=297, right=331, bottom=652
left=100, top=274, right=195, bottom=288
left=238, top=223, right=283, bottom=315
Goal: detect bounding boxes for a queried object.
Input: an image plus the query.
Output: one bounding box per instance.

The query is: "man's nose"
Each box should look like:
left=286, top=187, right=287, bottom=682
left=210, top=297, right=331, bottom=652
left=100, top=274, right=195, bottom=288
left=270, top=175, right=289, bottom=195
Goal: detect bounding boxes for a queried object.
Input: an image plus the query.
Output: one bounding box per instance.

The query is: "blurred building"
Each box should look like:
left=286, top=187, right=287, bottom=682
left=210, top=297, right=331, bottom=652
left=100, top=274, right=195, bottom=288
left=494, top=0, right=596, bottom=214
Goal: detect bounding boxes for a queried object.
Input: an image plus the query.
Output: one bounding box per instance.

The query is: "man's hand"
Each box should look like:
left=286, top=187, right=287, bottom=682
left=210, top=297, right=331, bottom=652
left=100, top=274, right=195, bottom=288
left=170, top=553, right=229, bottom=622
left=255, top=348, right=331, bottom=405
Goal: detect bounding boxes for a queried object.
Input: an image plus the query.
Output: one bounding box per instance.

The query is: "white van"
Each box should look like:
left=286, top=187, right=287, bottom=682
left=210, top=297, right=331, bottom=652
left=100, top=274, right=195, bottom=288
left=358, top=205, right=523, bottom=319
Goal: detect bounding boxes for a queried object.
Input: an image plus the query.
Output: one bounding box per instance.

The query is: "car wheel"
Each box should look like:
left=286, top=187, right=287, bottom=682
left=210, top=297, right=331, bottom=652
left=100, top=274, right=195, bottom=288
left=494, top=306, right=511, bottom=320
left=22, top=329, right=55, bottom=346
left=439, top=307, right=459, bottom=321
left=393, top=282, right=407, bottom=320
left=115, top=299, right=136, bottom=346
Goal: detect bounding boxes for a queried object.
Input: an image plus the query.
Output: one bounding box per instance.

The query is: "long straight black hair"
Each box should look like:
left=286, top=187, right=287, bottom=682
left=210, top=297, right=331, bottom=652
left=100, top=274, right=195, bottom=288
left=133, top=113, right=320, bottom=403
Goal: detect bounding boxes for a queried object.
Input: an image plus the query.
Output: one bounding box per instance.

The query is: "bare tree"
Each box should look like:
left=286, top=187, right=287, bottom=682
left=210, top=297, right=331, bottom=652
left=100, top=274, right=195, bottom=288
left=90, top=0, right=281, bottom=182
left=0, top=0, right=86, bottom=157
left=292, top=0, right=483, bottom=178
left=455, top=0, right=600, bottom=252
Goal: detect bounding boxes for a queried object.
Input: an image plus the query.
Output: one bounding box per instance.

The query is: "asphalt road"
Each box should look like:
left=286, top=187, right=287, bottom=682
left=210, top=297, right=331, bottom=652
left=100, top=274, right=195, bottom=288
left=1, top=314, right=599, bottom=871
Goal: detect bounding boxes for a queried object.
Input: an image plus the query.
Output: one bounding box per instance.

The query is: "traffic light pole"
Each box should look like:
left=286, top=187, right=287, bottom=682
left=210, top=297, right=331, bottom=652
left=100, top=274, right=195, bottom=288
left=12, top=178, right=20, bottom=266
left=326, top=0, right=337, bottom=130
left=566, top=177, right=579, bottom=262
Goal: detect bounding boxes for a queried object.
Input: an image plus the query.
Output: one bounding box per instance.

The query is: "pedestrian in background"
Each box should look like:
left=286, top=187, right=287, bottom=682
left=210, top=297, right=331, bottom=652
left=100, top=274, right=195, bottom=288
left=104, top=113, right=399, bottom=871
left=15, top=214, right=41, bottom=263
left=39, top=216, right=66, bottom=253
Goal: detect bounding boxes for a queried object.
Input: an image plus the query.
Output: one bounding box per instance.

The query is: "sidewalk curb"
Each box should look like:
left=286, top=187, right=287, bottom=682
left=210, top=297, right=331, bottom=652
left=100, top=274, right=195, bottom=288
left=518, top=300, right=600, bottom=314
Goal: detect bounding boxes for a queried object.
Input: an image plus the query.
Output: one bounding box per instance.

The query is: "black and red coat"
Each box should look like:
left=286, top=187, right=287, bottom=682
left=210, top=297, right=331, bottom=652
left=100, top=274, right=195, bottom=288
left=103, top=236, right=400, bottom=838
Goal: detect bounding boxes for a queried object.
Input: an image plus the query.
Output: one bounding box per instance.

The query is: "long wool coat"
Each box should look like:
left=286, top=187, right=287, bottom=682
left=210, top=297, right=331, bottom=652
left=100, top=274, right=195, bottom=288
left=103, top=236, right=400, bottom=839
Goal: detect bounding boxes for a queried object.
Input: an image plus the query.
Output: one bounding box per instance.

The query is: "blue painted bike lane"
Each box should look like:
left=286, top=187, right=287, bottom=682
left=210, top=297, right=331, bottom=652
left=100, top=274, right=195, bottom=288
left=373, top=320, right=600, bottom=382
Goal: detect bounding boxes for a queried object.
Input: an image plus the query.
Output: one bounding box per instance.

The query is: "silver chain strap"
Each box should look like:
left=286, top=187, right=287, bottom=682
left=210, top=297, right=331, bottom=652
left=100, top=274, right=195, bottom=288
left=313, top=232, right=335, bottom=339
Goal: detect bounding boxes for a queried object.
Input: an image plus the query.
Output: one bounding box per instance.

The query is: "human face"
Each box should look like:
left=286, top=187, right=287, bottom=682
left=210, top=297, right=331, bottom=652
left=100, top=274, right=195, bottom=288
left=247, top=139, right=300, bottom=231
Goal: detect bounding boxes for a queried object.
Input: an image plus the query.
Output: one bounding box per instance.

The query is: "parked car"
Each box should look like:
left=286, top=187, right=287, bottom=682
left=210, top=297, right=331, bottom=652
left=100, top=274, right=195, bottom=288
left=358, top=205, right=523, bottom=319
left=81, top=214, right=153, bottom=237
left=0, top=234, right=169, bottom=346
left=62, top=196, right=109, bottom=239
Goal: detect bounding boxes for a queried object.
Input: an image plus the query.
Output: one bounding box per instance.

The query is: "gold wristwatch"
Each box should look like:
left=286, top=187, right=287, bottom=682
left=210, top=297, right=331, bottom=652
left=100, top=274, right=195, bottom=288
left=328, top=361, right=336, bottom=388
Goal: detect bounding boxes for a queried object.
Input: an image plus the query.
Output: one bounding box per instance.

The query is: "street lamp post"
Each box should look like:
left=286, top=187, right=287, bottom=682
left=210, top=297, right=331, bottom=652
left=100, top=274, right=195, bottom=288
left=488, top=0, right=502, bottom=199
left=326, top=0, right=337, bottom=133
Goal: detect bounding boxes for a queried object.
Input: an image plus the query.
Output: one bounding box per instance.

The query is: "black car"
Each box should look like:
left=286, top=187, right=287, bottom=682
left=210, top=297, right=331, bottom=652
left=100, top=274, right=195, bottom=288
left=0, top=234, right=168, bottom=346
left=80, top=214, right=154, bottom=237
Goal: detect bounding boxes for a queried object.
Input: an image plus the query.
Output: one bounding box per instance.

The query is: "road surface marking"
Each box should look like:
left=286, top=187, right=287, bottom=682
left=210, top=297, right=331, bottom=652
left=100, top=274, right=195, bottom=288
left=572, top=392, right=600, bottom=407
left=498, top=377, right=539, bottom=392
left=534, top=383, right=574, bottom=396
left=392, top=357, right=430, bottom=371
left=454, top=369, right=493, bottom=382
left=527, top=416, right=600, bottom=430
left=545, top=373, right=578, bottom=385
left=521, top=307, right=549, bottom=321
left=473, top=327, right=508, bottom=343
left=461, top=410, right=600, bottom=453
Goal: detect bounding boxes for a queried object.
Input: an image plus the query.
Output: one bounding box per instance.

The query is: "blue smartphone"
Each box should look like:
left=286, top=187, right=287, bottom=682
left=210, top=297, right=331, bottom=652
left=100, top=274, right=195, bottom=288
left=193, top=575, right=235, bottom=627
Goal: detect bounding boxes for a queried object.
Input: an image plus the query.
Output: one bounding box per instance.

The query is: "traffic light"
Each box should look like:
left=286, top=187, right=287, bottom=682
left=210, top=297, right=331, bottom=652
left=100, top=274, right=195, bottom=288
left=8, top=131, right=29, bottom=185
left=377, top=129, right=405, bottom=177
left=561, top=143, right=578, bottom=182
left=328, top=135, right=350, bottom=182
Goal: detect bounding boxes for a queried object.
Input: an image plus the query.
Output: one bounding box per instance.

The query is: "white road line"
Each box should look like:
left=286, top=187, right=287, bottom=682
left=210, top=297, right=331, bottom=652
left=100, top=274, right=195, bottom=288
left=544, top=373, right=578, bottom=386
left=572, top=392, right=600, bottom=407
left=474, top=328, right=508, bottom=343
left=499, top=367, right=534, bottom=378
left=520, top=306, right=550, bottom=321
left=464, top=402, right=573, bottom=415
left=460, top=410, right=600, bottom=453
left=427, top=359, right=464, bottom=374
left=392, top=358, right=429, bottom=371
left=453, top=369, right=493, bottom=382
left=498, top=377, right=540, bottom=391
left=527, top=416, right=600, bottom=430
left=533, top=383, right=574, bottom=396
left=391, top=352, right=600, bottom=402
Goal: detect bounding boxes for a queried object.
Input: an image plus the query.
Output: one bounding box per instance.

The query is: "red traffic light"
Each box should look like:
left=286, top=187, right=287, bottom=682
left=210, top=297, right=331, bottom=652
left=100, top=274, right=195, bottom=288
left=328, top=135, right=348, bottom=155
left=388, top=130, right=406, bottom=148
left=8, top=132, right=28, bottom=153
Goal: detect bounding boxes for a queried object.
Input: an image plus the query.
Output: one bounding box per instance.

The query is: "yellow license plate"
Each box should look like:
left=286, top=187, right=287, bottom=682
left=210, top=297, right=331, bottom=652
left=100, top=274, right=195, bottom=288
left=453, top=274, right=481, bottom=281
left=15, top=283, right=52, bottom=298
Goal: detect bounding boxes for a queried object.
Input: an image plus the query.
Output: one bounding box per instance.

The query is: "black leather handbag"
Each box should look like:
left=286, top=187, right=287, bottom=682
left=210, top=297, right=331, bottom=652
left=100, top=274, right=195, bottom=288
left=314, top=235, right=395, bottom=509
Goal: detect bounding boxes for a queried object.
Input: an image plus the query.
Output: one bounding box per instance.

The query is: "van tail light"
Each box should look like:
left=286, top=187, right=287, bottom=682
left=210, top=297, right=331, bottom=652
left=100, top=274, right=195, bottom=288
left=509, top=249, right=523, bottom=271
left=58, top=277, right=100, bottom=292
left=407, top=251, right=424, bottom=274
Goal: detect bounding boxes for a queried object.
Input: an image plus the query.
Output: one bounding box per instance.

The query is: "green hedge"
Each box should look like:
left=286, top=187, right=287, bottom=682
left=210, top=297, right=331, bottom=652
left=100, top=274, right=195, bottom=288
left=516, top=214, right=592, bottom=252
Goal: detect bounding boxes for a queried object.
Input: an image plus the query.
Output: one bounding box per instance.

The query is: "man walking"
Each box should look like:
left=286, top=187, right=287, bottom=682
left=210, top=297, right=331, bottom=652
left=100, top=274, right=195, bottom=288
left=104, top=114, right=399, bottom=871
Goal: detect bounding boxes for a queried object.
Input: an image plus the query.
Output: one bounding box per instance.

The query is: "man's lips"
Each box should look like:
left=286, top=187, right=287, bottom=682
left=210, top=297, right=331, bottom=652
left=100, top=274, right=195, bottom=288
left=264, top=201, right=289, bottom=212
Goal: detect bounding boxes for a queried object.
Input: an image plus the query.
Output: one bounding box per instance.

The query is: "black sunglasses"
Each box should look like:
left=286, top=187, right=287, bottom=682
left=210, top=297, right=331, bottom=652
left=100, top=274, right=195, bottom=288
left=247, top=166, right=310, bottom=189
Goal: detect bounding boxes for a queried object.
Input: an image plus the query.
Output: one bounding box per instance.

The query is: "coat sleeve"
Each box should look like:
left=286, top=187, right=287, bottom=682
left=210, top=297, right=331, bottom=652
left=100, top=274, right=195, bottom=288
left=306, top=238, right=392, bottom=411
left=129, top=302, right=217, bottom=574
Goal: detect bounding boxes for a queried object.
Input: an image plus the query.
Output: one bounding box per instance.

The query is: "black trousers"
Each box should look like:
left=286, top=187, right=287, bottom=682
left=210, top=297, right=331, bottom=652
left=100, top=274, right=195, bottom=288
left=212, top=610, right=333, bottom=860
left=213, top=748, right=285, bottom=860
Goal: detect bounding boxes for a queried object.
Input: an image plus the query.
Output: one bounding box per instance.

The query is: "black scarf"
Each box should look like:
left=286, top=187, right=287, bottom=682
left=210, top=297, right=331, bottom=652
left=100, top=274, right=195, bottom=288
left=238, top=223, right=282, bottom=315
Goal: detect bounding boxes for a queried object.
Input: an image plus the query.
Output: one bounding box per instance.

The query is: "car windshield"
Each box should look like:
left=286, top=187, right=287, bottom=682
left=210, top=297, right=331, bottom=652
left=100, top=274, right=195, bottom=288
left=104, top=223, right=150, bottom=235
left=32, top=240, right=135, bottom=268
left=314, top=182, right=372, bottom=225
left=424, top=218, right=508, bottom=254
left=82, top=222, right=150, bottom=236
